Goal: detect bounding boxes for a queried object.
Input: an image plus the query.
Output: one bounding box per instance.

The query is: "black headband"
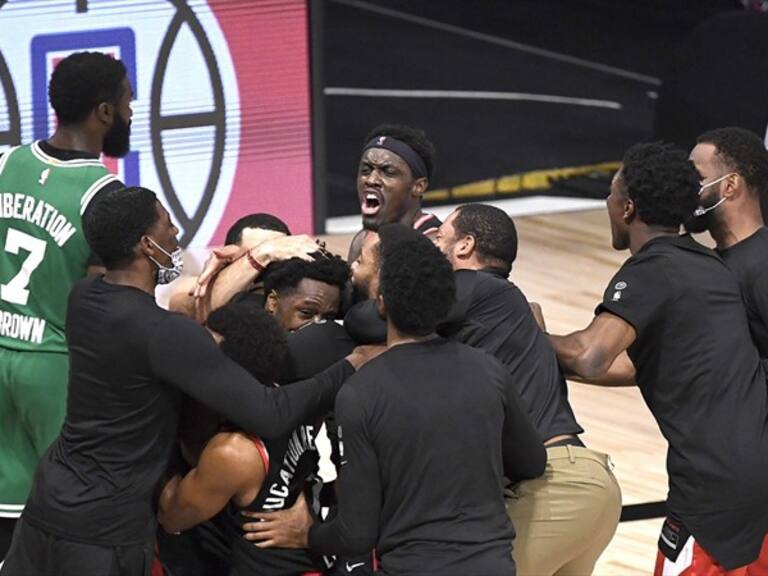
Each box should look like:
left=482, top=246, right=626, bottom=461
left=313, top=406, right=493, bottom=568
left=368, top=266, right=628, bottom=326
left=362, top=136, right=428, bottom=180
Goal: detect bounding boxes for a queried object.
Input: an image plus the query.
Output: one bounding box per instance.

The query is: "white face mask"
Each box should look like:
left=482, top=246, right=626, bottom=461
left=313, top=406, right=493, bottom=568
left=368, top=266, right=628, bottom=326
left=693, top=173, right=734, bottom=217
left=147, top=237, right=183, bottom=284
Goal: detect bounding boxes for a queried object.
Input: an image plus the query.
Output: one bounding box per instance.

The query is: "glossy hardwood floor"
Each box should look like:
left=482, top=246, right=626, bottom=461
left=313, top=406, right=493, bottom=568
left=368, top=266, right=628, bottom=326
left=321, top=209, right=671, bottom=575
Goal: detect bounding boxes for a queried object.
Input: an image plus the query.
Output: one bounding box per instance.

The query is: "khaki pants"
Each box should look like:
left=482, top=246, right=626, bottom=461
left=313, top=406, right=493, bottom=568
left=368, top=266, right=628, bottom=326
left=506, top=445, right=622, bottom=576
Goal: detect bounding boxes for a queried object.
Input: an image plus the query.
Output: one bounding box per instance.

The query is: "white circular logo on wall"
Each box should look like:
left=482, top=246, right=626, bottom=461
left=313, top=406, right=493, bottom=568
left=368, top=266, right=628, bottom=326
left=0, top=0, right=240, bottom=247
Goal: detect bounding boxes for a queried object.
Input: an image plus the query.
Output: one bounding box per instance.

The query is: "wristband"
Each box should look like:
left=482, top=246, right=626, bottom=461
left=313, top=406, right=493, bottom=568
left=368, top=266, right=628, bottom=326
left=246, top=250, right=266, bottom=273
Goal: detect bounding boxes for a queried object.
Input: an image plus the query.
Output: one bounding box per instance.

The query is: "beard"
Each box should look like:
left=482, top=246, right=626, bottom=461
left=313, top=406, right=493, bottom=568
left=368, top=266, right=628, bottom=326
left=352, top=279, right=371, bottom=304
left=683, top=212, right=711, bottom=234
left=102, top=113, right=131, bottom=158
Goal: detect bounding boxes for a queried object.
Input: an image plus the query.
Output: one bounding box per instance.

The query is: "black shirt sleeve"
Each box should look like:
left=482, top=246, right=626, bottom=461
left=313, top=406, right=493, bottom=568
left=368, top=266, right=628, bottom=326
left=343, top=299, right=387, bottom=344
left=747, top=267, right=768, bottom=329
left=595, top=254, right=670, bottom=334
left=438, top=269, right=480, bottom=332
left=148, top=314, right=354, bottom=438
left=499, top=373, right=546, bottom=482
left=309, top=384, right=381, bottom=556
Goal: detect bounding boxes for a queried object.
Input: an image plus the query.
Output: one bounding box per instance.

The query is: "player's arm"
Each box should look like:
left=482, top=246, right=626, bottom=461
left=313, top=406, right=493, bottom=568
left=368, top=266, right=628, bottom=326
left=748, top=267, right=768, bottom=335
left=167, top=276, right=200, bottom=317
left=499, top=376, right=546, bottom=481
left=158, top=432, right=265, bottom=533
left=549, top=312, right=636, bottom=382
left=438, top=269, right=480, bottom=330
left=150, top=318, right=382, bottom=438
left=565, top=350, right=637, bottom=387
left=199, top=235, right=321, bottom=318
left=307, top=384, right=381, bottom=555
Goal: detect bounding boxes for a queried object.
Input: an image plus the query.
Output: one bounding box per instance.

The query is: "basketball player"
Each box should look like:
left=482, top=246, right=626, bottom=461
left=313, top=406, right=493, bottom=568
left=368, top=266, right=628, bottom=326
left=434, top=203, right=621, bottom=575
left=0, top=51, right=131, bottom=559
left=159, top=256, right=353, bottom=576
left=0, top=187, right=371, bottom=576
left=245, top=225, right=546, bottom=576
left=347, top=124, right=442, bottom=263
left=686, top=126, right=768, bottom=356
left=159, top=299, right=336, bottom=575
left=548, top=143, right=768, bottom=573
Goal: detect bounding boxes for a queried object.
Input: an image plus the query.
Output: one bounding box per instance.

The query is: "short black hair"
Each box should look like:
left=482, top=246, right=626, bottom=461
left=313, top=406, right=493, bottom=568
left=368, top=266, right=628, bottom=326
left=224, top=213, right=291, bottom=246
left=378, top=224, right=455, bottom=336
left=365, top=124, right=436, bottom=180
left=619, top=142, right=700, bottom=228
left=261, top=254, right=350, bottom=297
left=697, top=127, right=768, bottom=197
left=454, top=204, right=517, bottom=275
left=207, top=299, right=288, bottom=385
left=49, top=52, right=127, bottom=125
left=83, top=186, right=158, bottom=267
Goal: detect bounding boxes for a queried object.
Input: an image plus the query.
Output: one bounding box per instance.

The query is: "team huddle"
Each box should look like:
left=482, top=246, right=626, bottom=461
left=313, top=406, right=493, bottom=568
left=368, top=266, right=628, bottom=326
left=1, top=51, right=767, bottom=576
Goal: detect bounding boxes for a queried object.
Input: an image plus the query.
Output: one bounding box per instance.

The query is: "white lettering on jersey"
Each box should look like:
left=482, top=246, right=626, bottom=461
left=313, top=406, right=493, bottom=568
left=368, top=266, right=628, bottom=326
left=0, top=311, right=46, bottom=344
left=1, top=192, right=77, bottom=247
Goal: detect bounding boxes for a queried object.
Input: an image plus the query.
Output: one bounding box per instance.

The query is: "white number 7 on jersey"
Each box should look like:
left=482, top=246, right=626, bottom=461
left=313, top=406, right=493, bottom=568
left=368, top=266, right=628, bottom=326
left=1, top=228, right=47, bottom=306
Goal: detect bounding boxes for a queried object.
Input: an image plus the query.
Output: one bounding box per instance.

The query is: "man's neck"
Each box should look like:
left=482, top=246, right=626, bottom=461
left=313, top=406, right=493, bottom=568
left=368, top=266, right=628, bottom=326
left=103, top=266, right=157, bottom=296
left=386, top=318, right=434, bottom=348
left=628, top=224, right=679, bottom=255
left=399, top=206, right=425, bottom=228
left=710, top=202, right=763, bottom=250
left=47, top=125, right=102, bottom=157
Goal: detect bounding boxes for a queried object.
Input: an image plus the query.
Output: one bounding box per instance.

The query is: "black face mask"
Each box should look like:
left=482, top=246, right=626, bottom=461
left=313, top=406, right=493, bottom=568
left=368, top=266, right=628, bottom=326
left=102, top=111, right=131, bottom=158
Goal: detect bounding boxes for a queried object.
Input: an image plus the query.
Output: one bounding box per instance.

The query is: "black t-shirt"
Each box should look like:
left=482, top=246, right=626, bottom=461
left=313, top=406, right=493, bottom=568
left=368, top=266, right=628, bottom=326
left=718, top=226, right=768, bottom=358
left=344, top=270, right=583, bottom=442
left=309, top=338, right=545, bottom=576
left=597, top=234, right=768, bottom=569
left=440, top=269, right=583, bottom=442
left=23, top=277, right=352, bottom=546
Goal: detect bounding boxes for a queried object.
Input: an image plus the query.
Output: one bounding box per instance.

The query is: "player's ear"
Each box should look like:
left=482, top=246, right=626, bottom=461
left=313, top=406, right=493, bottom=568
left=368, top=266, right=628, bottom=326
left=265, top=291, right=279, bottom=314
left=95, top=101, right=114, bottom=126
left=623, top=197, right=636, bottom=224
left=411, top=177, right=428, bottom=199
left=375, top=293, right=386, bottom=317
left=138, top=235, right=155, bottom=259
left=456, top=234, right=476, bottom=258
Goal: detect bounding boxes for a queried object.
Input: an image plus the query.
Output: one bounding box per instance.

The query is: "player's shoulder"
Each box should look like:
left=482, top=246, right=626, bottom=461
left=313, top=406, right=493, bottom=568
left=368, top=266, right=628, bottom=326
left=203, top=431, right=265, bottom=469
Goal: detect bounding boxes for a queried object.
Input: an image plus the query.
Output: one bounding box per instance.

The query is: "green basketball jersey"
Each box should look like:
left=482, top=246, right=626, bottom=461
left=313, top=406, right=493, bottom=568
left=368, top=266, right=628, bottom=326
left=0, top=141, right=120, bottom=353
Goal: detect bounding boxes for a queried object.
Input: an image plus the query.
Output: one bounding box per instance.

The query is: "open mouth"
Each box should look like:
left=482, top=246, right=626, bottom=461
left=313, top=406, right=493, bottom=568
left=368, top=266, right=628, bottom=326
left=361, top=191, right=383, bottom=216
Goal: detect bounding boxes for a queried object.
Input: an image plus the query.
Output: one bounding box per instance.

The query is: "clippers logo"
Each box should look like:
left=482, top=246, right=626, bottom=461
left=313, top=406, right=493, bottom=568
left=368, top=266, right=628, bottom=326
left=0, top=0, right=241, bottom=247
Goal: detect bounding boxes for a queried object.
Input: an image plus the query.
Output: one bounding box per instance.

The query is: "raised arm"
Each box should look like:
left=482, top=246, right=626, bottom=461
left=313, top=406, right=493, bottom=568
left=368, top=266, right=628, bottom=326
left=149, top=314, right=355, bottom=438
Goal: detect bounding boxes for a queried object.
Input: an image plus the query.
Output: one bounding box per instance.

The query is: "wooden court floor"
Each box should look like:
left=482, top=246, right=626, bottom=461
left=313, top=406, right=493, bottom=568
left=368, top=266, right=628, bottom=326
left=321, top=209, right=670, bottom=575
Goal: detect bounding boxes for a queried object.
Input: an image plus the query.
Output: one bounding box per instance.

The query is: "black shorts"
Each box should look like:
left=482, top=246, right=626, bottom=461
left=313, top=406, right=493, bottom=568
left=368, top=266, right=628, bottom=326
left=1, top=517, right=152, bottom=576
